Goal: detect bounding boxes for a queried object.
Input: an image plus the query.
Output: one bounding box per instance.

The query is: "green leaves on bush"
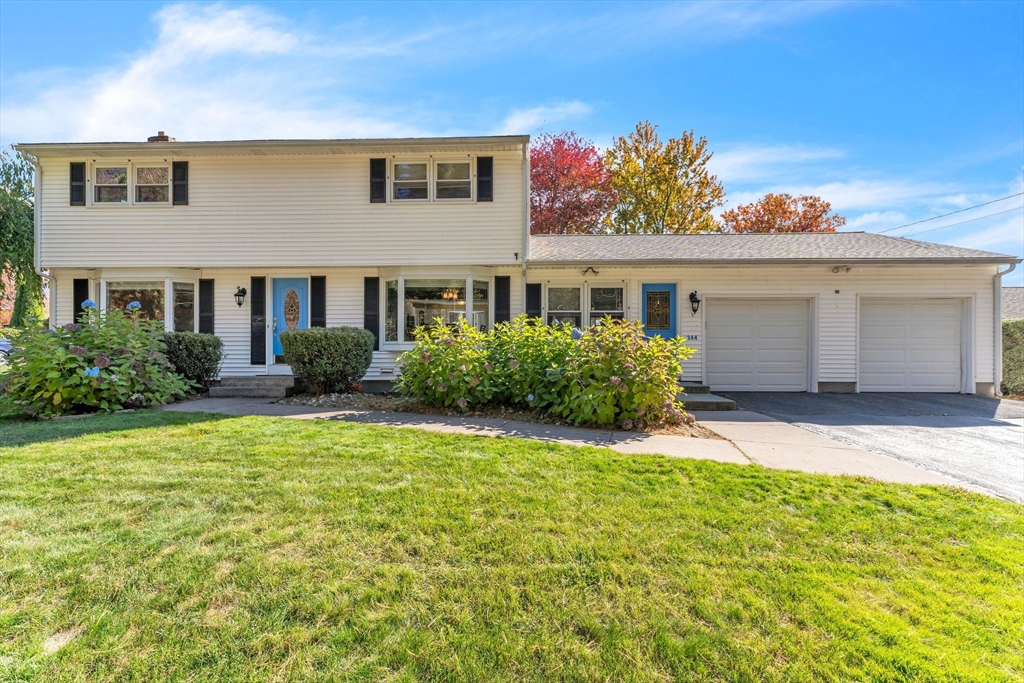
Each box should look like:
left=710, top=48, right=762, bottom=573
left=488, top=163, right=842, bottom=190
left=0, top=308, right=191, bottom=418
left=279, top=327, right=375, bottom=394
left=1003, top=319, right=1024, bottom=396
left=397, top=315, right=694, bottom=428
left=164, top=332, right=224, bottom=389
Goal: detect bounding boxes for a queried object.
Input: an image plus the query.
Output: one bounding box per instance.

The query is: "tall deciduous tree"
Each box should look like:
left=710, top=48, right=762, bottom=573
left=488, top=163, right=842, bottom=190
left=1, top=148, right=45, bottom=327
left=604, top=121, right=725, bottom=234
left=530, top=132, right=614, bottom=234
left=721, top=193, right=846, bottom=233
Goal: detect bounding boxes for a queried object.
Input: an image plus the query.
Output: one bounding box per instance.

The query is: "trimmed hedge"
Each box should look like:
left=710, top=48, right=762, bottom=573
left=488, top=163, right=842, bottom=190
left=279, top=326, right=375, bottom=394
left=165, top=332, right=223, bottom=389
left=1003, top=318, right=1024, bottom=396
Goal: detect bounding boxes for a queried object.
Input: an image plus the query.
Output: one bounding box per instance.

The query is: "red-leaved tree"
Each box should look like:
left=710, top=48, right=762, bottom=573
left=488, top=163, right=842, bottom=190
left=721, top=193, right=846, bottom=233
left=530, top=132, right=614, bottom=234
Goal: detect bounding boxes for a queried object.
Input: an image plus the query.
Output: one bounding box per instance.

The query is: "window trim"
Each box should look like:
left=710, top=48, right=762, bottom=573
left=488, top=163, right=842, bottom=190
left=380, top=274, right=493, bottom=349
left=98, top=277, right=198, bottom=332
left=542, top=282, right=628, bottom=328
left=588, top=284, right=626, bottom=324
left=387, top=157, right=476, bottom=204
left=545, top=285, right=583, bottom=327
left=87, top=161, right=173, bottom=208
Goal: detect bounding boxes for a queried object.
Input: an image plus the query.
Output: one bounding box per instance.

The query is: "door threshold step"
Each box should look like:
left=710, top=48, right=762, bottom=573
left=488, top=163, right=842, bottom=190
left=677, top=392, right=736, bottom=411
left=678, top=382, right=711, bottom=394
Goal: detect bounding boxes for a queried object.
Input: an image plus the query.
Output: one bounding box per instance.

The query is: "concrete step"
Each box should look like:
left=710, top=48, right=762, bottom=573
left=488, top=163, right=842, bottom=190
left=209, top=386, right=291, bottom=399
left=218, top=376, right=295, bottom=388
left=678, top=381, right=711, bottom=394
left=678, top=392, right=736, bottom=411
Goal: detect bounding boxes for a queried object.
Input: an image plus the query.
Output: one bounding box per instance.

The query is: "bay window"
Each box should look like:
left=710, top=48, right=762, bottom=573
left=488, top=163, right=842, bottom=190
left=382, top=276, right=492, bottom=345
left=106, top=281, right=165, bottom=321
left=172, top=282, right=195, bottom=332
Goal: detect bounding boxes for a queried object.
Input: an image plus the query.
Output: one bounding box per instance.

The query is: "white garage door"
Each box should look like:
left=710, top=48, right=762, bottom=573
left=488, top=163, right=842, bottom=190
left=859, top=299, right=961, bottom=392
left=706, top=299, right=810, bottom=391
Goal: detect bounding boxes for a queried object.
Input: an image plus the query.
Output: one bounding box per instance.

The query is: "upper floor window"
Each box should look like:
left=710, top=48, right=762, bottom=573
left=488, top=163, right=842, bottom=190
left=136, top=166, right=170, bottom=203
left=90, top=162, right=171, bottom=206
left=391, top=159, right=473, bottom=202
left=94, top=167, right=128, bottom=203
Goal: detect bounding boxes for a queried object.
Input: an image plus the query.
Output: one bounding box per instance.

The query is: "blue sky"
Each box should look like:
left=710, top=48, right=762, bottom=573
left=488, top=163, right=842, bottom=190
left=1, top=1, right=1021, bottom=281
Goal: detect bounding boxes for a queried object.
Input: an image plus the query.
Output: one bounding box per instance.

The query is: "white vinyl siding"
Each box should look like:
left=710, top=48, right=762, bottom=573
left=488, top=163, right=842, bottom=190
left=859, top=299, right=962, bottom=392
left=705, top=299, right=810, bottom=391
left=38, top=150, right=524, bottom=269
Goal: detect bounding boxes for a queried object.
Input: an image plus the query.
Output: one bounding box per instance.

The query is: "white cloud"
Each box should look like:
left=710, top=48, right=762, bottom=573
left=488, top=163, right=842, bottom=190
left=710, top=144, right=844, bottom=183
left=497, top=101, right=593, bottom=135
left=845, top=210, right=908, bottom=230
left=945, top=213, right=1024, bottom=250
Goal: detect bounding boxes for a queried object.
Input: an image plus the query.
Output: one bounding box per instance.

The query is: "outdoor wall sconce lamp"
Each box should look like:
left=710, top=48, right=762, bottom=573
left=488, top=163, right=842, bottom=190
left=689, top=291, right=701, bottom=316
left=234, top=286, right=247, bottom=307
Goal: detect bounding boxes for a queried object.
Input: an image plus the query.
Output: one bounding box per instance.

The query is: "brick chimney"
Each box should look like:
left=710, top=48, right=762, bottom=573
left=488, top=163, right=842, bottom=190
left=147, top=131, right=177, bottom=142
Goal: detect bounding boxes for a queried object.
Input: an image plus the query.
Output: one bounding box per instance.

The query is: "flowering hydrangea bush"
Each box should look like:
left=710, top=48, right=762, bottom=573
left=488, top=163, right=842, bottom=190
left=396, top=315, right=694, bottom=429
left=0, top=305, right=191, bottom=418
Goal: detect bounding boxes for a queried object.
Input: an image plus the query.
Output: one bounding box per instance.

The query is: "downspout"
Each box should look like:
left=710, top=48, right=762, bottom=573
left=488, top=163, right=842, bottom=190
left=993, top=263, right=1016, bottom=396
left=31, top=157, right=53, bottom=328
left=521, top=140, right=529, bottom=280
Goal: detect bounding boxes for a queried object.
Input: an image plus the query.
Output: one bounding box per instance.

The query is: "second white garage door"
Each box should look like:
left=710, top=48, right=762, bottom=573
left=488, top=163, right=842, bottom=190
left=706, top=299, right=810, bottom=391
left=859, top=298, right=962, bottom=392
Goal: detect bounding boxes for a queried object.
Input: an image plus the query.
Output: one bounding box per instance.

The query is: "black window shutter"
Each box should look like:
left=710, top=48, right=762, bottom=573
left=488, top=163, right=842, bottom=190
left=311, top=276, right=326, bottom=328
left=172, top=161, right=189, bottom=205
left=70, top=163, right=86, bottom=206
left=364, top=277, right=380, bottom=351
left=250, top=277, right=266, bottom=365
left=370, top=158, right=386, bottom=203
left=525, top=283, right=542, bottom=318
left=494, top=276, right=511, bottom=324
left=198, top=279, right=214, bottom=334
left=72, top=279, right=89, bottom=321
left=477, top=156, right=493, bottom=202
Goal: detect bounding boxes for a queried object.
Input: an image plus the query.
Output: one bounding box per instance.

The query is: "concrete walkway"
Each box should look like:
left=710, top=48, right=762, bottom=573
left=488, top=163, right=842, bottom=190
left=164, top=398, right=972, bottom=493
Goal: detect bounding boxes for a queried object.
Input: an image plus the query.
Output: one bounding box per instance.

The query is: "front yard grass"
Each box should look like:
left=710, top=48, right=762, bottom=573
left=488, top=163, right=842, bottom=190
left=1, top=411, right=1021, bottom=682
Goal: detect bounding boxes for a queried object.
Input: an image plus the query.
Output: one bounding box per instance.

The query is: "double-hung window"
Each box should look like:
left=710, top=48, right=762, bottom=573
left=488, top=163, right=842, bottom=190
left=393, top=163, right=429, bottom=200
left=94, top=167, right=128, bottom=203
left=435, top=161, right=471, bottom=199
left=589, top=287, right=625, bottom=323
left=391, top=159, right=474, bottom=202
left=547, top=287, right=582, bottom=327
left=91, top=162, right=171, bottom=205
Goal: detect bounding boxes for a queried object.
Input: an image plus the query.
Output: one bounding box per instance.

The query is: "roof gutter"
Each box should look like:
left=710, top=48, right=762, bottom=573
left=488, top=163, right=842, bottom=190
left=993, top=263, right=1017, bottom=396
left=526, top=257, right=1023, bottom=267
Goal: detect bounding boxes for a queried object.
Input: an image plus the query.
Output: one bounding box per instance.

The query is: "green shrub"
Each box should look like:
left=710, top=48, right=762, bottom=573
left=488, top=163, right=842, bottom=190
left=1003, top=318, right=1024, bottom=396
left=164, top=332, right=224, bottom=389
left=279, top=326, right=375, bottom=394
left=397, top=315, right=694, bottom=428
left=0, top=306, right=191, bottom=418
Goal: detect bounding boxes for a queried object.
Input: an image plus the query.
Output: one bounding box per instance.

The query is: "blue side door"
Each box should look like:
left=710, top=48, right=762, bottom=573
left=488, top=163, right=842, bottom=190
left=272, top=278, right=309, bottom=358
left=641, top=283, right=677, bottom=339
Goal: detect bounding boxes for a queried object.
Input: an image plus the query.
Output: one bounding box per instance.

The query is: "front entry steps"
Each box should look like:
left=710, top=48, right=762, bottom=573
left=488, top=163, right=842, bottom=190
left=678, top=382, right=736, bottom=411
left=209, top=376, right=300, bottom=399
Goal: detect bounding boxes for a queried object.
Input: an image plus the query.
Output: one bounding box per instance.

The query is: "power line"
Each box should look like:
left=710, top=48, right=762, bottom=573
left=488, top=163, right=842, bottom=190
left=878, top=192, right=1024, bottom=234
left=900, top=204, right=1024, bottom=237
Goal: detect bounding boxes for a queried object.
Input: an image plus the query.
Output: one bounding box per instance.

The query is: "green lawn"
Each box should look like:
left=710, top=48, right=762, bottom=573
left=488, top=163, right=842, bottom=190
left=1, top=412, right=1021, bottom=682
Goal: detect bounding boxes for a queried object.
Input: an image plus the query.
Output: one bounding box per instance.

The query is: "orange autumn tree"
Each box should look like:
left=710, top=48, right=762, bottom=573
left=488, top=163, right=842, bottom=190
left=721, top=193, right=846, bottom=233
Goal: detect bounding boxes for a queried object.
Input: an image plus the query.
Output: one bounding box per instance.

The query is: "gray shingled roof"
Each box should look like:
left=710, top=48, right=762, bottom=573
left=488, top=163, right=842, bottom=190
left=1004, top=287, right=1024, bottom=320
left=528, top=232, right=1019, bottom=265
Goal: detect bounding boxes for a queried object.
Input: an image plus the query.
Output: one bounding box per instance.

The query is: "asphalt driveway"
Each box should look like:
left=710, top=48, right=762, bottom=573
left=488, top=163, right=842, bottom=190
left=720, top=392, right=1024, bottom=503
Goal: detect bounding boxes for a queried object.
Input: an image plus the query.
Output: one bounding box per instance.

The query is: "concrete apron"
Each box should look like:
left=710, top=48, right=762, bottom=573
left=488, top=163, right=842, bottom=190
left=692, top=410, right=968, bottom=490
left=164, top=399, right=977, bottom=493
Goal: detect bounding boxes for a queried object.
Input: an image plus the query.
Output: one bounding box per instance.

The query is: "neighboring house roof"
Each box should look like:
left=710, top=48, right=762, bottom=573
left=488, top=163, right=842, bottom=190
left=15, top=135, right=530, bottom=158
left=528, top=232, right=1020, bottom=266
left=1004, top=287, right=1024, bottom=320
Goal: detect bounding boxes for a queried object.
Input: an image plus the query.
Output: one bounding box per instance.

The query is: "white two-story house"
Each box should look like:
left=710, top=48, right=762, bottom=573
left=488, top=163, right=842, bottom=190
left=17, top=133, right=1020, bottom=396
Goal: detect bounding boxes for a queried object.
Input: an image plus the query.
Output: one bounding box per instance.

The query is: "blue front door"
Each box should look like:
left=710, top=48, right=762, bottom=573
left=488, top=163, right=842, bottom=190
left=641, top=283, right=677, bottom=339
left=272, top=278, right=309, bottom=358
